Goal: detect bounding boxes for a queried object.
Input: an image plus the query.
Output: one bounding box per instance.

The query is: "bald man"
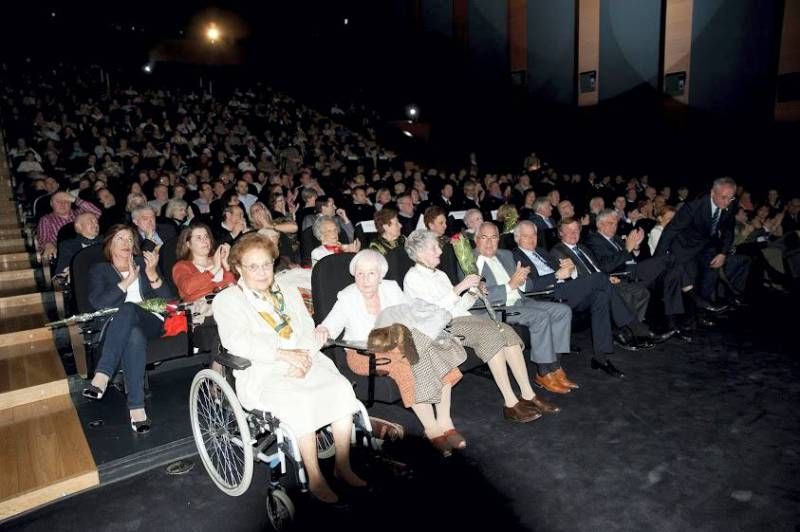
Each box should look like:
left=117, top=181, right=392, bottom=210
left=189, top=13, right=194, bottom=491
left=37, top=191, right=101, bottom=261
left=55, top=212, right=101, bottom=274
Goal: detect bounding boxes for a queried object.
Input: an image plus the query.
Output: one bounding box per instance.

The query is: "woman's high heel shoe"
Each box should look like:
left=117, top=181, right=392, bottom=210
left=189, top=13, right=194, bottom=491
left=81, top=384, right=105, bottom=401
left=131, top=418, right=151, bottom=434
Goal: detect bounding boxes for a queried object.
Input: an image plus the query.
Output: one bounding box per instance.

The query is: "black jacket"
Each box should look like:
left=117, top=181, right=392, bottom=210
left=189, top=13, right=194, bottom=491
left=88, top=255, right=174, bottom=311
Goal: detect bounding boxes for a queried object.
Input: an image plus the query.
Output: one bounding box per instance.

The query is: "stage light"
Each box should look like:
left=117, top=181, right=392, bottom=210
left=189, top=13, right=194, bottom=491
left=405, top=104, right=419, bottom=121
left=206, top=23, right=221, bottom=43
left=344, top=18, right=349, bottom=25
left=403, top=130, right=413, bottom=138
left=143, top=64, right=153, bottom=73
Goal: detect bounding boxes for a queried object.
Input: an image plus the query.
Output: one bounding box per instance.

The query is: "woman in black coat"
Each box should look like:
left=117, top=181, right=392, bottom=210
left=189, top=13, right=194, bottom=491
left=81, top=224, right=174, bottom=433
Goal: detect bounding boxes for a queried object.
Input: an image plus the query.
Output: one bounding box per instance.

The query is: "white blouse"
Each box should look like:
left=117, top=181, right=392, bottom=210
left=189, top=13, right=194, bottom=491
left=403, top=264, right=476, bottom=318
left=321, top=280, right=408, bottom=342
left=120, top=271, right=143, bottom=303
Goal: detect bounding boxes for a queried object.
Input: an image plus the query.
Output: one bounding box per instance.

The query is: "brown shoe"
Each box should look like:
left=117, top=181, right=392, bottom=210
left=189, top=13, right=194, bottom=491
left=428, top=435, right=453, bottom=457
left=519, top=395, right=561, bottom=414
left=534, top=371, right=571, bottom=394
left=503, top=402, right=542, bottom=423
left=554, top=368, right=580, bottom=389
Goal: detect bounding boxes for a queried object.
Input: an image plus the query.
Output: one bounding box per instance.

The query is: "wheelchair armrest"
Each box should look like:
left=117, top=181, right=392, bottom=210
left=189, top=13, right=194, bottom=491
left=214, top=349, right=252, bottom=371
left=522, top=287, right=555, bottom=298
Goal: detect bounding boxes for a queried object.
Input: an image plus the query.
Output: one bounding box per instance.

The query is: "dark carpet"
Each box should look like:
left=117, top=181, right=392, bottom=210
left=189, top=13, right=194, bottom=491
left=6, top=294, right=800, bottom=532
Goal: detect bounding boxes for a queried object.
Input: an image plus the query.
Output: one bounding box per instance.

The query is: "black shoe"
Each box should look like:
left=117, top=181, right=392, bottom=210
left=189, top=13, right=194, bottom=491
left=697, top=316, right=717, bottom=328
left=694, top=296, right=729, bottom=313
left=639, top=330, right=676, bottom=344
left=591, top=357, right=625, bottom=378
left=675, top=329, right=695, bottom=343
left=614, top=336, right=655, bottom=351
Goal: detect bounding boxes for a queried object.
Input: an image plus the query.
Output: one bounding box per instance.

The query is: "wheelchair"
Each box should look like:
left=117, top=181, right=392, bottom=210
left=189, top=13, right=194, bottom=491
left=189, top=347, right=379, bottom=531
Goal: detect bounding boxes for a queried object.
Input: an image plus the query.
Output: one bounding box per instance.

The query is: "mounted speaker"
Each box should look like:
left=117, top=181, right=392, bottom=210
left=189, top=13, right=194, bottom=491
left=665, top=71, right=687, bottom=96
left=579, top=70, right=596, bottom=93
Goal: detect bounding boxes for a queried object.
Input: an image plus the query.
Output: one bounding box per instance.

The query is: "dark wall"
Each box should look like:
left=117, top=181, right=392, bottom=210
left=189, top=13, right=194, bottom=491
left=421, top=0, right=452, bottom=37
left=527, top=0, right=576, bottom=105
left=599, top=0, right=662, bottom=100
left=467, top=0, right=509, bottom=79
left=690, top=0, right=784, bottom=118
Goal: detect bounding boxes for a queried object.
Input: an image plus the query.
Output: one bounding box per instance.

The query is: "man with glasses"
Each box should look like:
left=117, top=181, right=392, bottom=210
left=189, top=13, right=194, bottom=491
left=655, top=177, right=738, bottom=309
left=471, top=222, right=575, bottom=394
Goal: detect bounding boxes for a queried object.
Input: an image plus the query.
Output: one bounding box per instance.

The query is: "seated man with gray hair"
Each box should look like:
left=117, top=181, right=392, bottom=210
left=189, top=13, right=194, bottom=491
left=471, top=222, right=576, bottom=394
left=131, top=205, right=176, bottom=250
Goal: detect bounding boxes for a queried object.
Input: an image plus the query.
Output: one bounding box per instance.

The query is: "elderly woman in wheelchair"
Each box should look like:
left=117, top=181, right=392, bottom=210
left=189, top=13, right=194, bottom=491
left=315, top=249, right=467, bottom=457
left=211, top=232, right=366, bottom=506
left=81, top=224, right=174, bottom=433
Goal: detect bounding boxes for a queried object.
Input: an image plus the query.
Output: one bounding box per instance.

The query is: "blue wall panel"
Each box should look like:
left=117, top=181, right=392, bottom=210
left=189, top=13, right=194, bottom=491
left=467, top=0, right=509, bottom=78
left=527, top=0, right=576, bottom=105
left=599, top=0, right=662, bottom=100
left=690, top=0, right=784, bottom=117
left=422, top=0, right=453, bottom=38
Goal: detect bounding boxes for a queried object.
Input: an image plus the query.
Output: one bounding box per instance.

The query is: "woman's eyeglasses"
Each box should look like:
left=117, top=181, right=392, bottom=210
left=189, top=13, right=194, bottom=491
left=242, top=262, right=274, bottom=273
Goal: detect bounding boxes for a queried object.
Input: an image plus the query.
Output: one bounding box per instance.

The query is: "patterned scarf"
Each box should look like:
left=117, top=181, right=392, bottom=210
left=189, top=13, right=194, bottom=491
left=239, top=279, right=294, bottom=339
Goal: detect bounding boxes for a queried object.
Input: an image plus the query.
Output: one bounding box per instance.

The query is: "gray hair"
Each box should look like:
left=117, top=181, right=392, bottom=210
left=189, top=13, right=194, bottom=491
left=301, top=187, right=318, bottom=202
left=405, top=229, right=439, bottom=262
left=349, top=249, right=389, bottom=278
left=477, top=221, right=499, bottom=236
left=312, top=214, right=337, bottom=240
left=464, top=208, right=483, bottom=228
left=164, top=198, right=188, bottom=218
left=533, top=197, right=551, bottom=213
left=712, top=177, right=737, bottom=190
left=131, top=204, right=156, bottom=221
left=596, top=208, right=619, bottom=224
left=513, top=219, right=536, bottom=242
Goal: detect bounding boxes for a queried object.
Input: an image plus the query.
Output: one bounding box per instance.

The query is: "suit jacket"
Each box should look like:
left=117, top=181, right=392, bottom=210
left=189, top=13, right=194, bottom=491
left=583, top=231, right=637, bottom=274
left=471, top=249, right=532, bottom=307
left=512, top=247, right=559, bottom=292
left=550, top=241, right=603, bottom=278
left=531, top=214, right=557, bottom=250
left=654, top=194, right=735, bottom=261
left=88, top=255, right=174, bottom=311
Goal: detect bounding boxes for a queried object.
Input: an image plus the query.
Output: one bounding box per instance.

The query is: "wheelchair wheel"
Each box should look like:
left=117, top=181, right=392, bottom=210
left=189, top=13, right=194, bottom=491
left=266, top=487, right=295, bottom=531
left=189, top=369, right=253, bottom=496
left=316, top=426, right=335, bottom=459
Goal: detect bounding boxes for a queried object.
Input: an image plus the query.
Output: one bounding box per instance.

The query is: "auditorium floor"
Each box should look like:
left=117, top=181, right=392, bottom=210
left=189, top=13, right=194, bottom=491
left=5, top=292, right=800, bottom=532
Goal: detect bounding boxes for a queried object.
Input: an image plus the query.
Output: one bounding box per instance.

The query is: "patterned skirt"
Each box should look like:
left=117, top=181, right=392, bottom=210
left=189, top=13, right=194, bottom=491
left=447, top=315, right=523, bottom=363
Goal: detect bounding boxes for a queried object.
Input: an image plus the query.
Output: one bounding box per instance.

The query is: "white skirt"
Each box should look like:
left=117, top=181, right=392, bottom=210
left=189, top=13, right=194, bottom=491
left=236, top=352, right=359, bottom=437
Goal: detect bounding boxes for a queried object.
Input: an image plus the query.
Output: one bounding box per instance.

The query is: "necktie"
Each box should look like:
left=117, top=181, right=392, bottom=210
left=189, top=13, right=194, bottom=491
left=609, top=237, right=621, bottom=252
left=710, top=208, right=720, bottom=236
left=573, top=246, right=598, bottom=273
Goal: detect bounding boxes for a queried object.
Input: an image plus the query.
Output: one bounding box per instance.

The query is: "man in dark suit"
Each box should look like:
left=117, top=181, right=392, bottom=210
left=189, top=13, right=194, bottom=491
left=511, top=220, right=657, bottom=354
left=531, top=197, right=558, bottom=250
left=585, top=209, right=693, bottom=334
left=551, top=218, right=649, bottom=321
left=131, top=205, right=177, bottom=251
left=655, top=177, right=738, bottom=304
left=54, top=212, right=101, bottom=275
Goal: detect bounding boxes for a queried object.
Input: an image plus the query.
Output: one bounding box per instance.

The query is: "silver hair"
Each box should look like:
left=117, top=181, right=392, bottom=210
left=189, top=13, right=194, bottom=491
left=513, top=219, right=536, bottom=242
left=164, top=198, right=188, bottom=218
left=405, top=229, right=439, bottom=262
left=477, top=221, right=499, bottom=236
left=312, top=215, right=337, bottom=241
left=131, top=204, right=156, bottom=221
left=464, top=208, right=483, bottom=227
left=533, top=197, right=551, bottom=212
left=712, top=177, right=737, bottom=190
left=596, top=208, right=619, bottom=224
left=349, top=249, right=389, bottom=278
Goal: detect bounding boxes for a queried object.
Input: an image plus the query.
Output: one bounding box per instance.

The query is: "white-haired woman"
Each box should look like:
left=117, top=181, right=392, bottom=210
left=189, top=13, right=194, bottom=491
left=315, top=250, right=465, bottom=456
left=310, top=215, right=360, bottom=266
left=403, top=229, right=560, bottom=422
